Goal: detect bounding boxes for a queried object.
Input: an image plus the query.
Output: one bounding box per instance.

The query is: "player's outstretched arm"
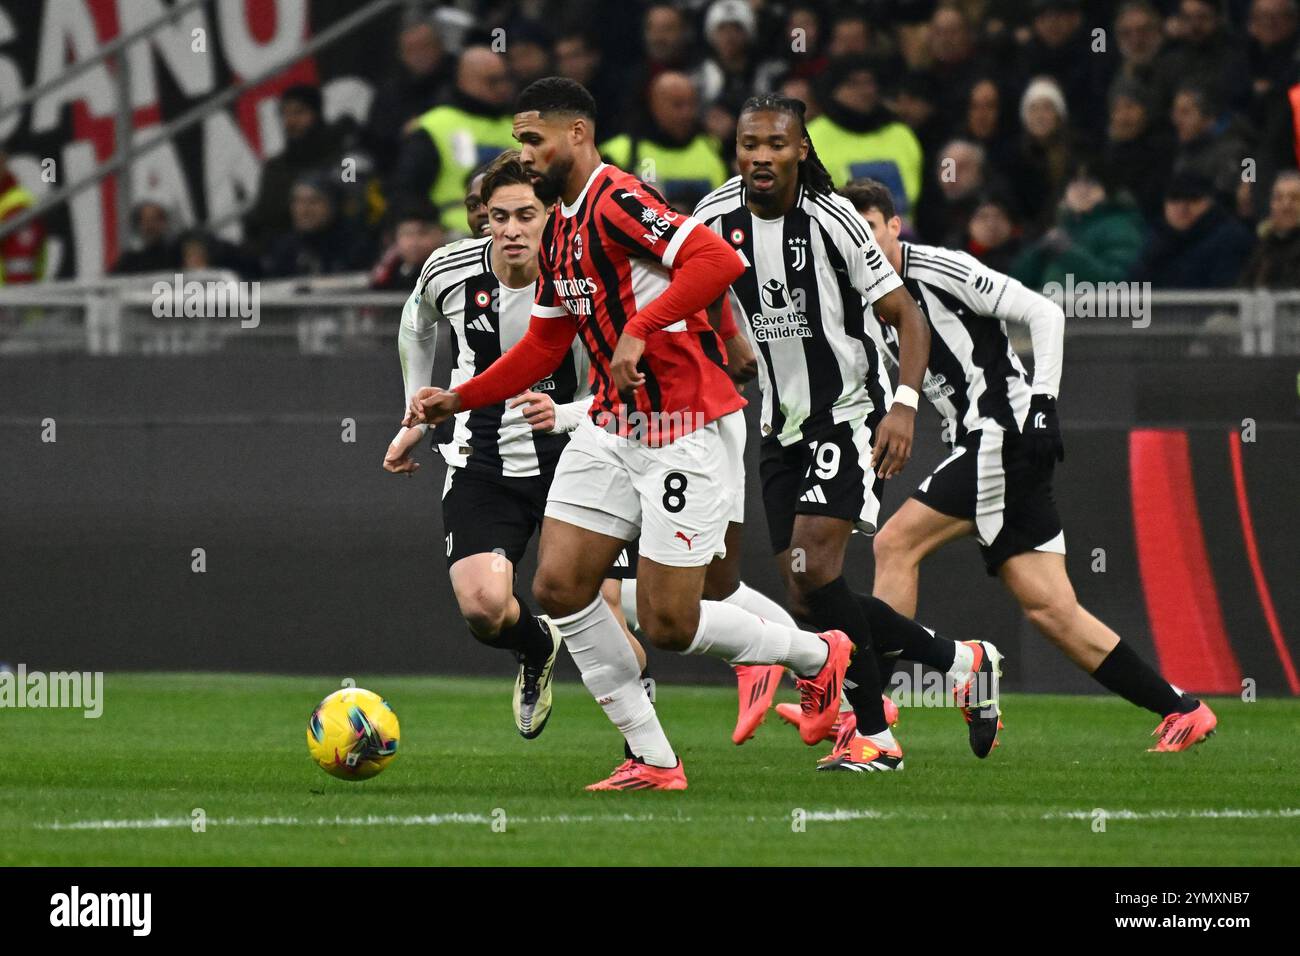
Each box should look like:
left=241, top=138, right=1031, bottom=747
left=406, top=311, right=579, bottom=427
left=819, top=192, right=927, bottom=478
left=396, top=287, right=439, bottom=427
left=911, top=250, right=1066, bottom=465
left=993, top=275, right=1066, bottom=464
left=623, top=225, right=745, bottom=338
left=548, top=394, right=595, bottom=433
left=385, top=284, right=440, bottom=475
left=872, top=286, right=930, bottom=479
left=611, top=226, right=746, bottom=394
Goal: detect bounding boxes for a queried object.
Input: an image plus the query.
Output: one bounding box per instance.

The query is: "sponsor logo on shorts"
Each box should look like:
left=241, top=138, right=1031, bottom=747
left=674, top=531, right=699, bottom=550
left=799, top=485, right=828, bottom=504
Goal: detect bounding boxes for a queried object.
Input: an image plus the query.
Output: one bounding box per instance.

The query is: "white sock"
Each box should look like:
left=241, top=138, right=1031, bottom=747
left=949, top=641, right=976, bottom=679
left=684, top=601, right=828, bottom=676
left=865, top=726, right=898, bottom=748
left=722, top=580, right=800, bottom=629
left=553, top=595, right=675, bottom=767
left=620, top=578, right=640, bottom=634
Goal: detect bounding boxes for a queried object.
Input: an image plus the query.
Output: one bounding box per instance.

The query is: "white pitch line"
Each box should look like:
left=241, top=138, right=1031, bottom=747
left=752, top=809, right=898, bottom=823
left=35, top=808, right=909, bottom=832
left=1041, top=809, right=1300, bottom=821
left=35, top=812, right=686, bottom=831
left=34, top=807, right=1300, bottom=832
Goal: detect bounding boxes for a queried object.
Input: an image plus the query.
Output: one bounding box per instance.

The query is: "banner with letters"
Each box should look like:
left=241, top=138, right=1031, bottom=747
left=0, top=0, right=398, bottom=277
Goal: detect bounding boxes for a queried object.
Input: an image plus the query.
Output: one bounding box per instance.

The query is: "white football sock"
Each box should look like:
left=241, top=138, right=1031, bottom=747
left=949, top=641, right=977, bottom=679
left=684, top=601, right=828, bottom=676
left=865, top=726, right=898, bottom=749
left=619, top=577, right=640, bottom=634
left=722, top=580, right=800, bottom=629
left=553, top=595, right=675, bottom=767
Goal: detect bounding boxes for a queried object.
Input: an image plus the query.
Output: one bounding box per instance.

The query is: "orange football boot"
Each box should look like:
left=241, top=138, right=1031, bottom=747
left=776, top=695, right=898, bottom=742
left=1148, top=701, right=1217, bottom=752
left=816, top=716, right=904, bottom=772
left=585, top=757, right=688, bottom=791
left=794, top=631, right=853, bottom=745
left=732, top=664, right=784, bottom=744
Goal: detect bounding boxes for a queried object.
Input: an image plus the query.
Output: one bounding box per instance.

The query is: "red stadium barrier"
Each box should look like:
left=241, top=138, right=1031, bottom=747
left=1228, top=431, right=1300, bottom=694
left=1129, top=429, right=1242, bottom=694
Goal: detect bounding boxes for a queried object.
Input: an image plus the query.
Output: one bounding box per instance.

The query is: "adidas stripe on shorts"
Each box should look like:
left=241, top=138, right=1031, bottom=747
left=759, top=412, right=883, bottom=554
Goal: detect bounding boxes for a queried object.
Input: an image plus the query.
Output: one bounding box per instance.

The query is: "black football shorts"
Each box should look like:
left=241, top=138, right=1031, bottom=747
left=759, top=415, right=884, bottom=554
left=913, top=427, right=1064, bottom=575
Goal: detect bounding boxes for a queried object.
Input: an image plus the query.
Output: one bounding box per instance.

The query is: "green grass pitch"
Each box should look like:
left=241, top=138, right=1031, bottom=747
left=3, top=673, right=1297, bottom=866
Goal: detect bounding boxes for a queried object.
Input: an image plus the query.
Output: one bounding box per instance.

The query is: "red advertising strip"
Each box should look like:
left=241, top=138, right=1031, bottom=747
left=1129, top=429, right=1242, bottom=693
left=1228, top=431, right=1300, bottom=694
left=1290, top=82, right=1300, bottom=167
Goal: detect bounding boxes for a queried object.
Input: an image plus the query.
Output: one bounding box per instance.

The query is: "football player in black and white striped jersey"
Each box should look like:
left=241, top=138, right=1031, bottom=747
left=694, top=96, right=1005, bottom=771
left=383, top=151, right=638, bottom=742
left=845, top=179, right=1218, bottom=753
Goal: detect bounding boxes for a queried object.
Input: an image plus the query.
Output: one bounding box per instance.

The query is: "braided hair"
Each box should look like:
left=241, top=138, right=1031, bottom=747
left=738, top=94, right=836, bottom=197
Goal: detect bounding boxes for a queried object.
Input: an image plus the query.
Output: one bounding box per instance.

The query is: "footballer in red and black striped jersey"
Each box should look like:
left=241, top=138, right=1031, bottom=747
left=409, top=78, right=855, bottom=790
left=530, top=162, right=745, bottom=445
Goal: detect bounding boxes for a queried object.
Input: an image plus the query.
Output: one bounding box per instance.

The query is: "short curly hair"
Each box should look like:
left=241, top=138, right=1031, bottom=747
left=515, top=76, right=597, bottom=121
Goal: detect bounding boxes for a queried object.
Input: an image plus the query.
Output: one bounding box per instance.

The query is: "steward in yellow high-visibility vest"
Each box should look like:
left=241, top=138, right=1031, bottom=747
left=807, top=58, right=923, bottom=218
left=412, top=104, right=515, bottom=234
left=390, top=49, right=518, bottom=235
left=599, top=132, right=729, bottom=211
left=0, top=170, right=46, bottom=284
left=600, top=70, right=730, bottom=213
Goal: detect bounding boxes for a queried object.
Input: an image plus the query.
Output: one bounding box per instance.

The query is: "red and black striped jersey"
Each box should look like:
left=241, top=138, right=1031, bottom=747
left=532, top=163, right=744, bottom=444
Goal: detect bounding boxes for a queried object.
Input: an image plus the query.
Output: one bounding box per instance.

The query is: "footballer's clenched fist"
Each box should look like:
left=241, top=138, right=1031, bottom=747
left=405, top=386, right=462, bottom=427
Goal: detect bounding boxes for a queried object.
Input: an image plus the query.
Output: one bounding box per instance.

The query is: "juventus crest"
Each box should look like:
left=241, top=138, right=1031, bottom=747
left=787, top=236, right=808, bottom=271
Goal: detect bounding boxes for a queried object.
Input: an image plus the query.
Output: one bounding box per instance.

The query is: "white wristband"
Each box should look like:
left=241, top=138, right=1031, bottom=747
left=891, top=385, right=920, bottom=411
left=550, top=401, right=586, bottom=434
left=395, top=423, right=427, bottom=442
